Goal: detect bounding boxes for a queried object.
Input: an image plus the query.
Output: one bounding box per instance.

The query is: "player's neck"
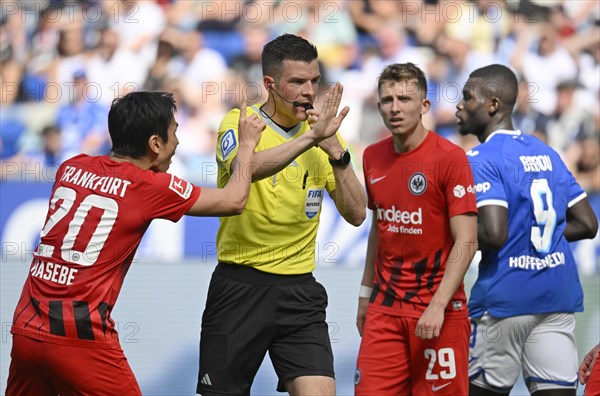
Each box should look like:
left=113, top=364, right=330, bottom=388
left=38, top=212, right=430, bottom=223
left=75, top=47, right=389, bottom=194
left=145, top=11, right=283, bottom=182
left=392, top=125, right=429, bottom=153
left=110, top=154, right=149, bottom=170
left=481, top=119, right=515, bottom=143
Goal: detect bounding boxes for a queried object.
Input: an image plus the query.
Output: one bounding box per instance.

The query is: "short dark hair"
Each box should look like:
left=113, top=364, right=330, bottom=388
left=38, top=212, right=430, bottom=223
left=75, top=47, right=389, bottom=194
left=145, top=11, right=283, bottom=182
left=262, top=34, right=318, bottom=79
left=108, top=91, right=176, bottom=158
left=377, top=63, right=428, bottom=98
left=469, top=64, right=518, bottom=108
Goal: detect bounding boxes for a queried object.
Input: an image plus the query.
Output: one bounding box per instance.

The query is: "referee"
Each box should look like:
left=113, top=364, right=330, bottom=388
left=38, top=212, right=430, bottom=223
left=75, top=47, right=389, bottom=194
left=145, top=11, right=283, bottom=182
left=197, top=34, right=367, bottom=396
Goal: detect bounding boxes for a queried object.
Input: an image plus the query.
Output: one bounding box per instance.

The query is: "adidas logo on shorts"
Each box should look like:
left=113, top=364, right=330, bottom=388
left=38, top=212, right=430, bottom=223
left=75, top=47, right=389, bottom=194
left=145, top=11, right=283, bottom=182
left=200, top=373, right=212, bottom=386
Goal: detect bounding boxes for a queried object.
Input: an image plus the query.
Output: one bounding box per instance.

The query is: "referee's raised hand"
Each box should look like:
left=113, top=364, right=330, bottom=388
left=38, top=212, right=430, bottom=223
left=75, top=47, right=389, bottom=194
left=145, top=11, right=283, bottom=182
left=238, top=97, right=265, bottom=150
left=311, top=82, right=349, bottom=143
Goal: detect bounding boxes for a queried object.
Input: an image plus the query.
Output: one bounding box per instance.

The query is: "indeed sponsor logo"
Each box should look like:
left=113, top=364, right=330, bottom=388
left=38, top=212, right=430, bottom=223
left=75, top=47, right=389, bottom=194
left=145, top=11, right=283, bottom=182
left=376, top=206, right=422, bottom=225
left=387, top=224, right=423, bottom=234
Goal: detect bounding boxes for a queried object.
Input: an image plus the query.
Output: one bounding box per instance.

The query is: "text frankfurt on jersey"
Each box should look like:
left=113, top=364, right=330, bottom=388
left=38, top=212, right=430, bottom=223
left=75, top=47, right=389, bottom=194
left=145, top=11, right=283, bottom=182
left=509, top=252, right=566, bottom=270
left=60, top=165, right=132, bottom=197
left=377, top=206, right=423, bottom=235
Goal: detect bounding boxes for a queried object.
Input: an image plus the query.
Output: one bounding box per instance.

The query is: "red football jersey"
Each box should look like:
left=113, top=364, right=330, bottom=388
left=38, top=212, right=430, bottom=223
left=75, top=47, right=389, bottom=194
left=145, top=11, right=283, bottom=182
left=11, top=154, right=200, bottom=347
left=363, top=132, right=476, bottom=318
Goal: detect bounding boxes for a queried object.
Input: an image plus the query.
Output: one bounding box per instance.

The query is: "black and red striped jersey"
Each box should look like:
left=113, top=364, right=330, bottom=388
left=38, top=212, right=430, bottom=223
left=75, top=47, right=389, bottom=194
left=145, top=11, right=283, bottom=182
left=11, top=154, right=200, bottom=347
left=363, top=133, right=477, bottom=319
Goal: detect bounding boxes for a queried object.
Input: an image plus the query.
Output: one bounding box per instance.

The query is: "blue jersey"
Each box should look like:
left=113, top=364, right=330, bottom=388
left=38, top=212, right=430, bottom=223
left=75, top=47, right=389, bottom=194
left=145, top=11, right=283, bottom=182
left=467, top=130, right=586, bottom=318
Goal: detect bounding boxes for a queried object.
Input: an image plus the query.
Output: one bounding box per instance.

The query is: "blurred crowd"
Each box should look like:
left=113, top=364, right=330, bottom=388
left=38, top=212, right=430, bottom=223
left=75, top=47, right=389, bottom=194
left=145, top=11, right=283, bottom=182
left=0, top=0, right=598, bottom=195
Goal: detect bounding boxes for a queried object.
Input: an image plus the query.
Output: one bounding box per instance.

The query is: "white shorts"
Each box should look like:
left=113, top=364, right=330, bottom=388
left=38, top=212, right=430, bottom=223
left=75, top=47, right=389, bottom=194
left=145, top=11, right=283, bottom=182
left=469, top=312, right=578, bottom=393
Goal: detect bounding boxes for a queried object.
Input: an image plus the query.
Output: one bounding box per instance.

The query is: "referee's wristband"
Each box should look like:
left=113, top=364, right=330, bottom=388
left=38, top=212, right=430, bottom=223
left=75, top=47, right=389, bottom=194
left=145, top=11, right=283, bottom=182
left=359, top=285, right=373, bottom=298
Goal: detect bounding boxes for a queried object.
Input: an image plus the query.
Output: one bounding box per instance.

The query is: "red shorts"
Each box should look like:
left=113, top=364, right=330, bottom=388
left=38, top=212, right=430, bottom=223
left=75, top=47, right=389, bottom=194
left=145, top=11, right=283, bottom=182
left=586, top=351, right=600, bottom=396
left=355, top=310, right=470, bottom=396
left=6, top=333, right=142, bottom=396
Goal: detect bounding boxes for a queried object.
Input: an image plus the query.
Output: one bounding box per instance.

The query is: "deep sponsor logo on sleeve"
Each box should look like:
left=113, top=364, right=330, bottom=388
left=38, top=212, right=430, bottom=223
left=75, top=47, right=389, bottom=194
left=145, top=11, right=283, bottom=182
left=474, top=182, right=491, bottom=193
left=221, top=129, right=237, bottom=160
left=169, top=174, right=193, bottom=199
left=453, top=185, right=466, bottom=198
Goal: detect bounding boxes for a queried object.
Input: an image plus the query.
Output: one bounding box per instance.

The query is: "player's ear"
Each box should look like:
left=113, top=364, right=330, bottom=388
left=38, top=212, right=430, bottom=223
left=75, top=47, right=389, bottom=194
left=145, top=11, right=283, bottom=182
left=489, top=97, right=500, bottom=115
left=421, top=98, right=431, bottom=115
left=148, top=134, right=161, bottom=155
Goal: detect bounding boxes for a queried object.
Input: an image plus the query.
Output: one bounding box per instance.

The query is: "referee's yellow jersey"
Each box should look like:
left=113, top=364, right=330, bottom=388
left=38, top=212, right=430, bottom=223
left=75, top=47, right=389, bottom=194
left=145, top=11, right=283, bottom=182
left=215, top=105, right=345, bottom=274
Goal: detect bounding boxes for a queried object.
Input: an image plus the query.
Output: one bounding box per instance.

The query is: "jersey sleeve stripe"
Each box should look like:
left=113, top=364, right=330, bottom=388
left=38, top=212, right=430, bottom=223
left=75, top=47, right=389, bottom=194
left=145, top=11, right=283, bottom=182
left=477, top=199, right=508, bottom=208
left=568, top=192, right=587, bottom=208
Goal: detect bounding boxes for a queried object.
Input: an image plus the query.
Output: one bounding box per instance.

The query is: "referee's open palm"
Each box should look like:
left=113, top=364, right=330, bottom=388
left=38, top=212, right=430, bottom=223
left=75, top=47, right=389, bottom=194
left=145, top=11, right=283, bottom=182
left=312, top=82, right=350, bottom=142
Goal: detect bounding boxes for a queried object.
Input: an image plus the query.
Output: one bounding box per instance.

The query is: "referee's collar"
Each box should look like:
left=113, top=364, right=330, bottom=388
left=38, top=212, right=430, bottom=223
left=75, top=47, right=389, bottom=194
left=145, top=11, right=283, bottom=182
left=252, top=105, right=303, bottom=139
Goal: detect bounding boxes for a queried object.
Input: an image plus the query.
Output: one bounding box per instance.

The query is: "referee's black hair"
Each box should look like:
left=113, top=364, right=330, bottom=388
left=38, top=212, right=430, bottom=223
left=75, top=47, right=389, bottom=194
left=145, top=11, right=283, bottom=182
left=109, top=91, right=177, bottom=158
left=262, top=34, right=318, bottom=79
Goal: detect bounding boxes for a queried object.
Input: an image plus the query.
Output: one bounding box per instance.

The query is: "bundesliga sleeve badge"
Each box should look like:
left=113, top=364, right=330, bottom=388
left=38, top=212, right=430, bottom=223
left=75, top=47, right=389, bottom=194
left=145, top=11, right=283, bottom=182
left=220, top=129, right=237, bottom=160
left=169, top=174, right=193, bottom=199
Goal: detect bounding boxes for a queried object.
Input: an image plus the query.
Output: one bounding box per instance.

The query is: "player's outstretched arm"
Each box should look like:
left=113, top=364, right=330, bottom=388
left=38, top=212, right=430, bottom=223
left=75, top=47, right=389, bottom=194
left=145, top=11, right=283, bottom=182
left=187, top=99, right=264, bottom=216
left=564, top=198, right=598, bottom=242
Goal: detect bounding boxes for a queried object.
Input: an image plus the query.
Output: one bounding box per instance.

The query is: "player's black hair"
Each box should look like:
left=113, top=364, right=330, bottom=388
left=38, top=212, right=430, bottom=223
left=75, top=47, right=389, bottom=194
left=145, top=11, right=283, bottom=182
left=377, top=63, right=428, bottom=99
left=469, top=64, right=518, bottom=108
left=262, top=34, right=318, bottom=79
left=108, top=91, right=176, bottom=158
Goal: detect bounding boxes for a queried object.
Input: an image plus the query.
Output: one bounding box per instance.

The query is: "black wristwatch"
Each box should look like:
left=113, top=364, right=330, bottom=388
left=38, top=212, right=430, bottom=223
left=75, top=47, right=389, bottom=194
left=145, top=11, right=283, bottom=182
left=329, top=149, right=351, bottom=168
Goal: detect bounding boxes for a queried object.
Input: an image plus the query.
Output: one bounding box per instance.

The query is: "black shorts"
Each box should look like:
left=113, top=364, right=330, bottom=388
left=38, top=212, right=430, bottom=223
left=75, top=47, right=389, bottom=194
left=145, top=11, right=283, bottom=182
left=197, top=262, right=334, bottom=395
